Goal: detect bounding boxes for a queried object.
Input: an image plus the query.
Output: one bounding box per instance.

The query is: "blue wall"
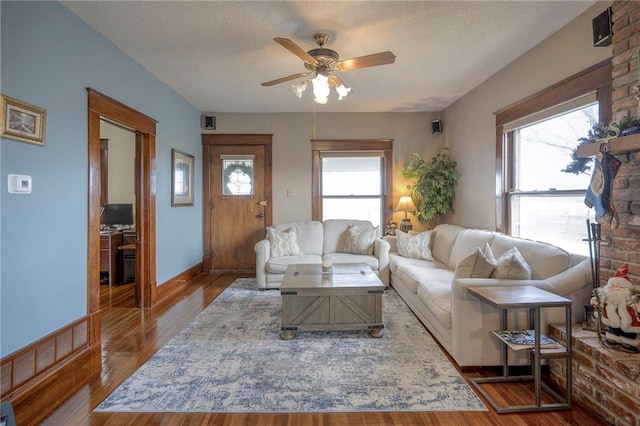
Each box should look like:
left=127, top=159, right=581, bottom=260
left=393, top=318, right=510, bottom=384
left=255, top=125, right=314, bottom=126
left=1, top=1, right=203, bottom=357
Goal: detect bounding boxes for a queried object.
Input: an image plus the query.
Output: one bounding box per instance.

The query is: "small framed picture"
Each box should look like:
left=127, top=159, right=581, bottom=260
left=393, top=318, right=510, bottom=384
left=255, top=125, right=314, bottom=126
left=1, top=95, right=46, bottom=146
left=171, top=149, right=194, bottom=206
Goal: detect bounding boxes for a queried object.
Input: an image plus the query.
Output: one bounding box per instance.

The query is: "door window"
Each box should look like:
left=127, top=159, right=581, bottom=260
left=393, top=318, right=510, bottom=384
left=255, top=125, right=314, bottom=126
left=222, top=156, right=254, bottom=196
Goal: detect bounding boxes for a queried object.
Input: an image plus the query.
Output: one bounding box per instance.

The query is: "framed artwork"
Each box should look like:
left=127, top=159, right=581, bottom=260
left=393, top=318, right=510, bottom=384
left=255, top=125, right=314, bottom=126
left=171, top=149, right=194, bottom=206
left=1, top=95, right=46, bottom=146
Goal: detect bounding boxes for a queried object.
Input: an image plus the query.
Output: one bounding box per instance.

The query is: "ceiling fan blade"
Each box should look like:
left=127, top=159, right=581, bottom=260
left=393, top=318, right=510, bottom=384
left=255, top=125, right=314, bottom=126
left=273, top=37, right=319, bottom=66
left=261, top=72, right=310, bottom=87
left=337, top=51, right=396, bottom=71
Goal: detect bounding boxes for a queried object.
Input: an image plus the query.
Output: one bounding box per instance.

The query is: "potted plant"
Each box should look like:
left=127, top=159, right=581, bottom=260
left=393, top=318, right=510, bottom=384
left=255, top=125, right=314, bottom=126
left=401, top=148, right=461, bottom=228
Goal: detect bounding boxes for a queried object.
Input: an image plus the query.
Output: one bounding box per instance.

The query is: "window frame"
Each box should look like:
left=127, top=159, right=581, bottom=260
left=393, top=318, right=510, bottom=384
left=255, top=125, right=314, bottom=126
left=311, top=139, right=393, bottom=225
left=494, top=59, right=612, bottom=233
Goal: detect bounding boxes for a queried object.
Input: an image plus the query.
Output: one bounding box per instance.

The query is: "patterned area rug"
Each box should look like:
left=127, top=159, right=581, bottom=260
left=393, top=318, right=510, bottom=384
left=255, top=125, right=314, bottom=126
left=96, top=278, right=486, bottom=413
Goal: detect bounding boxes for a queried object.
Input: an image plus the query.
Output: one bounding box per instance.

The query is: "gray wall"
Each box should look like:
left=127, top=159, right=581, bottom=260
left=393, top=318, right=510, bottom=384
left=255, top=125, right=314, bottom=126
left=442, top=2, right=612, bottom=229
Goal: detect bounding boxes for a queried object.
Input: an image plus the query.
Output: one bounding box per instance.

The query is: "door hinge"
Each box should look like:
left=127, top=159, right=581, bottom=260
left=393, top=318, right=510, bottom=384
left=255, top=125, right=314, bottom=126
left=210, top=202, right=214, bottom=210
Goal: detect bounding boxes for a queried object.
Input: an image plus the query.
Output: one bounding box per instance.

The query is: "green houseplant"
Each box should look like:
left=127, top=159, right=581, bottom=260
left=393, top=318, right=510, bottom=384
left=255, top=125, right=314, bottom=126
left=401, top=149, right=461, bottom=227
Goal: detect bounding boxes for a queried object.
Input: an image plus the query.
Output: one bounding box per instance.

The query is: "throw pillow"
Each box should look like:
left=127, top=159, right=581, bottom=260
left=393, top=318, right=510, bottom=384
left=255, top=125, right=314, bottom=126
left=454, top=243, right=497, bottom=279
left=397, top=230, right=434, bottom=261
left=343, top=224, right=379, bottom=255
left=266, top=227, right=303, bottom=257
left=491, top=246, right=532, bottom=280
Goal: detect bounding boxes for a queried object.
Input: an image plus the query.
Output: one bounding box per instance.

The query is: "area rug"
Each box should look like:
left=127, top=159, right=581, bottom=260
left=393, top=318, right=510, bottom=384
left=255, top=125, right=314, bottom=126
left=95, top=278, right=486, bottom=413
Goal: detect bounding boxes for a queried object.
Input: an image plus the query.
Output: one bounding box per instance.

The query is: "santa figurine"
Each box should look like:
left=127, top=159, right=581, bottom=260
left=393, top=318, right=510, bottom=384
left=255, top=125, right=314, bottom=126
left=591, top=263, right=640, bottom=353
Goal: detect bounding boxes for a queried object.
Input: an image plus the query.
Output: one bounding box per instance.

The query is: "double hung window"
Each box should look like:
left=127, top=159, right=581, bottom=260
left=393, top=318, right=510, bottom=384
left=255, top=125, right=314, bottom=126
left=506, top=99, right=598, bottom=254
left=321, top=153, right=384, bottom=227
left=311, top=140, right=393, bottom=228
left=496, top=60, right=611, bottom=255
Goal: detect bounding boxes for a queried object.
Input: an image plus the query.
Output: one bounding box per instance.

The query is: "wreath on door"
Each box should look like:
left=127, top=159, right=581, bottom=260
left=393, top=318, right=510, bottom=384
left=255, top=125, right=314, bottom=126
left=223, top=162, right=253, bottom=195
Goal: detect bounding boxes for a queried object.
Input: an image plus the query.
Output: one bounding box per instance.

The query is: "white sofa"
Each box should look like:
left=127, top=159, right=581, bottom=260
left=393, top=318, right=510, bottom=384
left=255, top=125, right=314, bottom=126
left=254, top=219, right=390, bottom=289
left=388, top=224, right=592, bottom=367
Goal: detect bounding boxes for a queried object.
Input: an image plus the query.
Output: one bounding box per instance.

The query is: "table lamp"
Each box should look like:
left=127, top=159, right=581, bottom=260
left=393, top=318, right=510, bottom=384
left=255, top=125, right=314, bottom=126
left=394, top=196, right=417, bottom=232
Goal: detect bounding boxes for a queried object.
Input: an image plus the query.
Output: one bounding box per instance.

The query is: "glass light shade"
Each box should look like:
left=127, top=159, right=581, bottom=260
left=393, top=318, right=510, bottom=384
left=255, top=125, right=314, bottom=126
left=291, top=81, right=307, bottom=98
left=336, top=84, right=351, bottom=100
left=312, top=74, right=330, bottom=104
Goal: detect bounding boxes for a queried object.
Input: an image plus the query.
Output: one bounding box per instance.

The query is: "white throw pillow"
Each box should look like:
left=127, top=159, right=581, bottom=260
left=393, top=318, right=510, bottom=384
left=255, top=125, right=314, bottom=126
left=343, top=224, right=379, bottom=255
left=266, top=227, right=303, bottom=257
left=397, top=230, right=434, bottom=261
left=453, top=243, right=496, bottom=279
left=491, top=246, right=532, bottom=280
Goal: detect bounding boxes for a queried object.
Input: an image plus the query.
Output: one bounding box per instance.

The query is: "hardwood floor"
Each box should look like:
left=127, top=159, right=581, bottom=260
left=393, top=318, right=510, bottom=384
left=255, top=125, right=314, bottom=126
left=40, top=274, right=608, bottom=425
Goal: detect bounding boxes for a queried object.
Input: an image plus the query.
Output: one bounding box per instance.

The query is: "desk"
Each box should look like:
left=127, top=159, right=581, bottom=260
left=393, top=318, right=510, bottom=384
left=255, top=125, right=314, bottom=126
left=468, top=286, right=572, bottom=413
left=100, top=230, right=136, bottom=285
left=100, top=231, right=122, bottom=286
left=119, top=231, right=136, bottom=283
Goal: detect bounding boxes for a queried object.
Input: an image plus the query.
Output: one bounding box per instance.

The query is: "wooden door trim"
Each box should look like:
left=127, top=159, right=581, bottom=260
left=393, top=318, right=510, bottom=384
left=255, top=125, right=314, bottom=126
left=87, top=88, right=157, bottom=346
left=201, top=134, right=273, bottom=271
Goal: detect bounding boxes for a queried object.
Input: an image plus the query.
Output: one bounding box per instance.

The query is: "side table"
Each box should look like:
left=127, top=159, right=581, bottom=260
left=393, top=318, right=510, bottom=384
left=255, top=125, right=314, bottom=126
left=467, top=285, right=572, bottom=413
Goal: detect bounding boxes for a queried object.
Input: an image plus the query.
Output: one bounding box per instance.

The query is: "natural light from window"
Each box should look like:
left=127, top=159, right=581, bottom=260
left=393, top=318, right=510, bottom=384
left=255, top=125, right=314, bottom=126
left=321, top=156, right=382, bottom=228
left=510, top=102, right=597, bottom=255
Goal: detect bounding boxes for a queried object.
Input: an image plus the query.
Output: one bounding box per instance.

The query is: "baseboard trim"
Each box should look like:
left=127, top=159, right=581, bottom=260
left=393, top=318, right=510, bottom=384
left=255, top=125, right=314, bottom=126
left=1, top=263, right=202, bottom=424
left=1, top=316, right=91, bottom=400
left=156, top=262, right=204, bottom=303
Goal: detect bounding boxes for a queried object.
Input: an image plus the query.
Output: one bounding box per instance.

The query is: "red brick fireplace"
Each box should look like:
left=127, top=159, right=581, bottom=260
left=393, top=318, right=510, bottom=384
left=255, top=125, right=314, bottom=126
left=550, top=2, right=640, bottom=425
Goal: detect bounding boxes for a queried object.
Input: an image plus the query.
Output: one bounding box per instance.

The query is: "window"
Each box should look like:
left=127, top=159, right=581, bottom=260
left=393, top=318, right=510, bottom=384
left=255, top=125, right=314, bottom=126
left=496, top=60, right=611, bottom=255
left=321, top=155, right=383, bottom=227
left=221, top=156, right=254, bottom=196
left=508, top=102, right=598, bottom=254
left=312, top=140, right=393, bottom=228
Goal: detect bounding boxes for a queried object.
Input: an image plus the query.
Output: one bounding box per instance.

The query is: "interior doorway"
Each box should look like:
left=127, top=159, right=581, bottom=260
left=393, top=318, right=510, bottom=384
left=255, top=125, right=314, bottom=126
left=99, top=120, right=137, bottom=307
left=87, top=88, right=157, bottom=346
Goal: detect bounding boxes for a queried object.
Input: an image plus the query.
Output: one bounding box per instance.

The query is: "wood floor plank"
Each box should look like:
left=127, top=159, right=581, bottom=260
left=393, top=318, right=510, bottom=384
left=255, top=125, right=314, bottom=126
left=39, top=274, right=608, bottom=425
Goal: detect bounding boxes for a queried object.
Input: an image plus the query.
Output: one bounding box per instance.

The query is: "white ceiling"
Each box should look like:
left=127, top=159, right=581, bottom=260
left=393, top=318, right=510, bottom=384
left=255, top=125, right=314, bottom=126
left=62, top=1, right=596, bottom=114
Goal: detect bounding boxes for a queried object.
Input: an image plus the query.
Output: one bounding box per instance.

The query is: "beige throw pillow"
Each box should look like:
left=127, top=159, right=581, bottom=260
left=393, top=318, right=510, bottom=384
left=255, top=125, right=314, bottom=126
left=397, top=230, right=434, bottom=261
left=491, top=246, right=532, bottom=280
left=266, top=227, right=303, bottom=257
left=454, top=243, right=496, bottom=279
left=343, top=224, right=379, bottom=255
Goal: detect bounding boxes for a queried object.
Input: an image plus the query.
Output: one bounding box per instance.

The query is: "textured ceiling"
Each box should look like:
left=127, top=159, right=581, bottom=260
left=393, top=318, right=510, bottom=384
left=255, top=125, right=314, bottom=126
left=62, top=1, right=596, bottom=113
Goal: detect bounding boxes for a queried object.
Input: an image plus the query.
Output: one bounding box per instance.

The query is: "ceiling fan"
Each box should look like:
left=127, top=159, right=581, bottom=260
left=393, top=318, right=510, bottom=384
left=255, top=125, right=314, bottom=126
left=261, top=33, right=396, bottom=104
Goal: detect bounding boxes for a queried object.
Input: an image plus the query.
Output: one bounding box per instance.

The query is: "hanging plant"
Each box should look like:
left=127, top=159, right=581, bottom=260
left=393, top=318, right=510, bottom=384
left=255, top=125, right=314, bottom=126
left=401, top=149, right=461, bottom=224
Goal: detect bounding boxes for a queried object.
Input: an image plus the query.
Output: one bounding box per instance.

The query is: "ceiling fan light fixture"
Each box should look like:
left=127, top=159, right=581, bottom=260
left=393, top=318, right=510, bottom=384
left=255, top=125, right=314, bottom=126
left=311, top=73, right=330, bottom=104
left=336, top=84, right=351, bottom=100
left=291, top=81, right=307, bottom=98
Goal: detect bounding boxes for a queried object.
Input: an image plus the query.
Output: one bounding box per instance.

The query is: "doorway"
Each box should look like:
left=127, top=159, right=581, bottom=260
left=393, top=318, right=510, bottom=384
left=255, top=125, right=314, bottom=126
left=202, top=134, right=272, bottom=273
left=99, top=120, right=137, bottom=307
left=87, top=88, right=157, bottom=346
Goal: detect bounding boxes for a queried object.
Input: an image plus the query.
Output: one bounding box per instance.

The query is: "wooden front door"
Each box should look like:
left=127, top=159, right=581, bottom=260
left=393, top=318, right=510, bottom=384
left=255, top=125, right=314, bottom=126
left=202, top=134, right=272, bottom=272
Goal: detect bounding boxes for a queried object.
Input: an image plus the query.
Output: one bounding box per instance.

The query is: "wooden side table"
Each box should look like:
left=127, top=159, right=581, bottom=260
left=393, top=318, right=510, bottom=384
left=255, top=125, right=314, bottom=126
left=467, top=285, right=572, bottom=413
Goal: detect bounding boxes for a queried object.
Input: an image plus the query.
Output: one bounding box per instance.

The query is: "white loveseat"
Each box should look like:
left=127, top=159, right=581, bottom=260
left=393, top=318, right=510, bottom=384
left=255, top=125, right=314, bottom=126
left=388, top=224, right=592, bottom=367
left=254, top=219, right=390, bottom=289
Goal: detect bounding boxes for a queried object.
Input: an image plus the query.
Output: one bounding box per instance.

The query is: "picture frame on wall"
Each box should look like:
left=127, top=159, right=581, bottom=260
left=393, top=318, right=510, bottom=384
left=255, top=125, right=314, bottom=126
left=0, top=95, right=46, bottom=146
left=171, top=149, right=194, bottom=206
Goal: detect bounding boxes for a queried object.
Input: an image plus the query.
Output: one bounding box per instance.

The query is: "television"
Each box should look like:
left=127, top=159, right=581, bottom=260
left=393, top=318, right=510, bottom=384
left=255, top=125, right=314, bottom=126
left=102, top=203, right=134, bottom=226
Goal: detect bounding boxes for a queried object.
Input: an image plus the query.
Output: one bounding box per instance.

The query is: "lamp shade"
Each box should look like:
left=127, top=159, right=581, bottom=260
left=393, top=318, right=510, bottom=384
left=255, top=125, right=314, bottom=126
left=394, top=196, right=417, bottom=212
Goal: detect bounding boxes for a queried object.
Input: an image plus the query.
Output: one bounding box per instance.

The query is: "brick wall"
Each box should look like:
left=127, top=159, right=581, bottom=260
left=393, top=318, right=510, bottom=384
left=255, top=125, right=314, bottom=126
left=601, top=0, right=640, bottom=284
left=549, top=325, right=640, bottom=426
left=548, top=3, right=640, bottom=425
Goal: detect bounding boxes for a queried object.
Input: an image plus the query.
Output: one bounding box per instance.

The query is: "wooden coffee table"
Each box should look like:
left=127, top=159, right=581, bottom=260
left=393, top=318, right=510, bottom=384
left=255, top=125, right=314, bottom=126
left=280, top=263, right=384, bottom=340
